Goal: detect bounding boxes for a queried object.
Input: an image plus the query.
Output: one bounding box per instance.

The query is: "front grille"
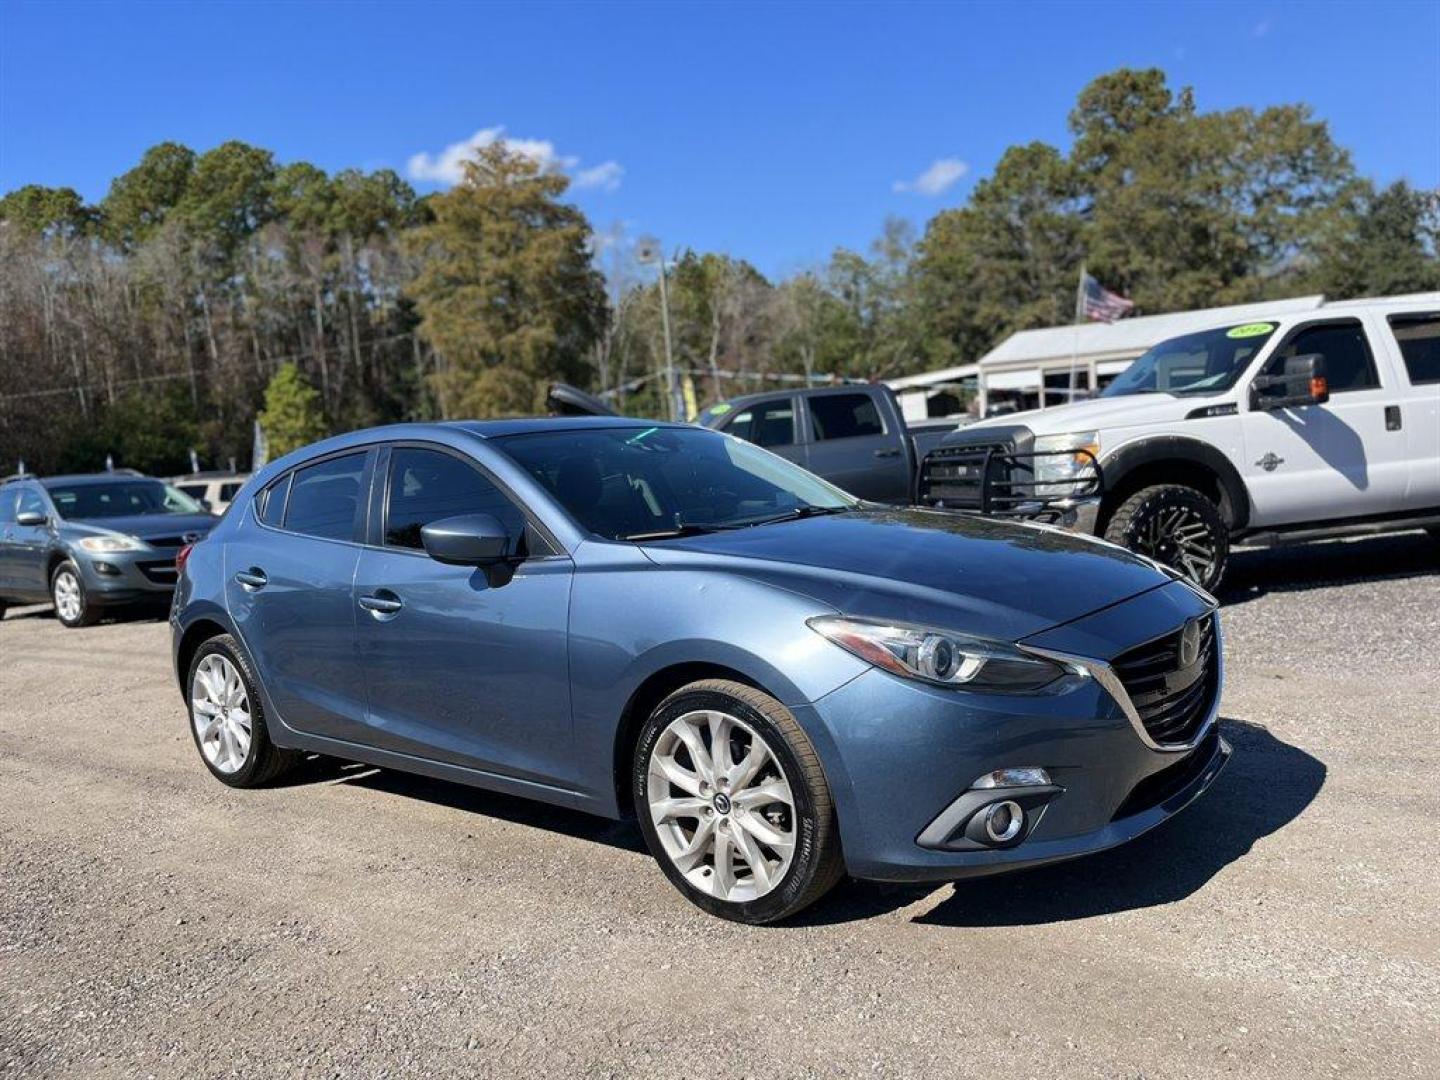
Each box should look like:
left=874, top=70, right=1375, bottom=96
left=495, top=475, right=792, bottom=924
left=1112, top=613, right=1218, bottom=746
left=918, top=442, right=1012, bottom=507
left=141, top=536, right=190, bottom=549
left=137, top=560, right=179, bottom=584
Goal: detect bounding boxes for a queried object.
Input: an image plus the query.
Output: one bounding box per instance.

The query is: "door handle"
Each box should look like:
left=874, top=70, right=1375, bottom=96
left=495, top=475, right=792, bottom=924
left=358, top=592, right=403, bottom=616
left=1385, top=405, right=1402, bottom=431
left=234, top=568, right=268, bottom=590
left=874, top=448, right=901, bottom=458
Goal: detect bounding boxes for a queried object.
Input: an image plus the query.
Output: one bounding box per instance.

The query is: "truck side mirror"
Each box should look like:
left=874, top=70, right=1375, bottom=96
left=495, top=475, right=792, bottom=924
left=1251, top=353, right=1329, bottom=410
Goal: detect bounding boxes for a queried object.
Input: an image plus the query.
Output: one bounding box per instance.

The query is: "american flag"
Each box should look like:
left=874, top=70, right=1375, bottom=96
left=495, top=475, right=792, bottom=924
left=1078, top=271, right=1134, bottom=323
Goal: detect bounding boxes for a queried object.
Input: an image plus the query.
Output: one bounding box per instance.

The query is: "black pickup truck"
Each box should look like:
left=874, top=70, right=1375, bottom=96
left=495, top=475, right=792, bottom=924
left=548, top=383, right=960, bottom=503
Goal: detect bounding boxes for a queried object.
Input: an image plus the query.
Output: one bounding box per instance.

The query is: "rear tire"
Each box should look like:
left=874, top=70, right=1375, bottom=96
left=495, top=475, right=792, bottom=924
left=187, top=634, right=299, bottom=787
left=1104, top=484, right=1229, bottom=591
left=51, top=561, right=98, bottom=627
left=633, top=679, right=844, bottom=924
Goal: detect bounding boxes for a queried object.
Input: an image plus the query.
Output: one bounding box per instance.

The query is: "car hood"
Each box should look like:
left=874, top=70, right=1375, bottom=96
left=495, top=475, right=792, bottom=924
left=959, top=394, right=1204, bottom=440
left=64, top=513, right=217, bottom=545
left=639, top=508, right=1171, bottom=642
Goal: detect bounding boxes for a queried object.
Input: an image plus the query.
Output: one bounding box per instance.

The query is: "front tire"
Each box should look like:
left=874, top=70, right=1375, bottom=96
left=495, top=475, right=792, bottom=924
left=633, top=679, right=843, bottom=924
left=187, top=634, right=298, bottom=787
left=51, top=561, right=98, bottom=627
left=1104, top=484, right=1229, bottom=591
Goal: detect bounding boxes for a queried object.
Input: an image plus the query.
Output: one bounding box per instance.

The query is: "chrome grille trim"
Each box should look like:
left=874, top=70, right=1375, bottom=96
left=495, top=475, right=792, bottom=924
left=1021, top=610, right=1224, bottom=753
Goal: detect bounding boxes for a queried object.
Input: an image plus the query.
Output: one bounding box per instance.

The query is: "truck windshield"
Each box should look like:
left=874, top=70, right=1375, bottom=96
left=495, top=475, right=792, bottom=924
left=1103, top=323, right=1277, bottom=397
left=46, top=479, right=207, bottom=519
left=496, top=426, right=855, bottom=540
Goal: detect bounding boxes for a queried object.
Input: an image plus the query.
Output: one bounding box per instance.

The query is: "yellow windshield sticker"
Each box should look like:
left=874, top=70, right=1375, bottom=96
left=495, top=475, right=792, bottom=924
left=709, top=402, right=733, bottom=415
left=1227, top=322, right=1275, bottom=339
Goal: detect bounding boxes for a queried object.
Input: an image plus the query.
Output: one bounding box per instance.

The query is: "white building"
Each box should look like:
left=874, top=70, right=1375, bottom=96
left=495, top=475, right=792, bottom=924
left=886, top=295, right=1327, bottom=420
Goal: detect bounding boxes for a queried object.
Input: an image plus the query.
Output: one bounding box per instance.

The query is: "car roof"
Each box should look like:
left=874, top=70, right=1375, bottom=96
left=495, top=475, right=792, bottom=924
left=441, top=416, right=689, bottom=438
left=38, top=473, right=157, bottom=488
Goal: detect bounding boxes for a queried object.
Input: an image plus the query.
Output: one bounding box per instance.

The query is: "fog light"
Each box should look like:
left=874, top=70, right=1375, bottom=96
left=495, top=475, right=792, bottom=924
left=983, top=800, right=1024, bottom=843
left=970, top=766, right=1051, bottom=790
left=93, top=561, right=120, bottom=576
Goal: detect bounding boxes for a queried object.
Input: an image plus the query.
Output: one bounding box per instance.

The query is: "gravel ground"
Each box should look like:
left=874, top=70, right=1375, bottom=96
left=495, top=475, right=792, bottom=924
left=2, top=532, right=1438, bottom=1079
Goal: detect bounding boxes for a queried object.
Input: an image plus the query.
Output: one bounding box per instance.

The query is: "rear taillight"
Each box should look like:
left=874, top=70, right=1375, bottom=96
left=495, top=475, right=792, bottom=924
left=175, top=544, right=194, bottom=573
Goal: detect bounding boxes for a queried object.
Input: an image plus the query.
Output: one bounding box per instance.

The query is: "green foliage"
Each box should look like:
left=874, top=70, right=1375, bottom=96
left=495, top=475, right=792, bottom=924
left=1308, top=181, right=1440, bottom=298
left=175, top=141, right=277, bottom=254
left=100, top=141, right=196, bottom=247
left=258, top=363, right=328, bottom=457
left=57, top=385, right=200, bottom=475
left=0, top=185, right=95, bottom=238
left=405, top=142, right=608, bottom=417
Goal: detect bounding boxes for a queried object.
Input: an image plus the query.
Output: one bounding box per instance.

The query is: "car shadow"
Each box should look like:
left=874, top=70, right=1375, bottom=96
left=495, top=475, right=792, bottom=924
left=797, top=718, right=1324, bottom=927
left=273, top=755, right=646, bottom=855
left=1219, top=530, right=1437, bottom=607
left=275, top=718, right=1321, bottom=927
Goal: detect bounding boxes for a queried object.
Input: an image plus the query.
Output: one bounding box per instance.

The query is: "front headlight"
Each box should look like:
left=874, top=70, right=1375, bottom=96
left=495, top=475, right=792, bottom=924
left=1032, top=431, right=1100, bottom=497
left=78, top=534, right=147, bottom=553
left=807, top=616, right=1069, bottom=693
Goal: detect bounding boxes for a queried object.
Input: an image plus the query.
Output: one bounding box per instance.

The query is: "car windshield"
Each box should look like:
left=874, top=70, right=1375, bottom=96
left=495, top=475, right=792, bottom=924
left=1103, top=323, right=1278, bottom=397
left=46, top=479, right=207, bottom=519
left=496, top=425, right=856, bottom=540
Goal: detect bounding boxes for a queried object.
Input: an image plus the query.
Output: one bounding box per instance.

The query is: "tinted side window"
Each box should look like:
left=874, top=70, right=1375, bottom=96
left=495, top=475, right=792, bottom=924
left=283, top=454, right=365, bottom=541
left=257, top=474, right=290, bottom=527
left=220, top=482, right=244, bottom=502
left=1267, top=321, right=1379, bottom=394
left=724, top=400, right=797, bottom=448
left=809, top=393, right=885, bottom=440
left=384, top=447, right=526, bottom=550
left=1389, top=313, right=1440, bottom=385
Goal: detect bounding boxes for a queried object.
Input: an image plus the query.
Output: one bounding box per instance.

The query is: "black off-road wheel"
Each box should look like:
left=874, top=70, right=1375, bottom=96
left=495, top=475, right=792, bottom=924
left=1104, top=484, right=1229, bottom=591
left=187, top=634, right=300, bottom=788
left=633, top=679, right=844, bottom=924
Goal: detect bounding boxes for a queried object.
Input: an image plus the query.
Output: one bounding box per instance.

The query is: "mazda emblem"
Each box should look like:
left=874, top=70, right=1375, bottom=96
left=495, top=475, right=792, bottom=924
left=1178, top=618, right=1202, bottom=669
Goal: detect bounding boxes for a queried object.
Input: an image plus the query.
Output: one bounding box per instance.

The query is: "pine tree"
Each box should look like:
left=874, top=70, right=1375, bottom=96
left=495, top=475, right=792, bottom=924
left=258, top=363, right=327, bottom=457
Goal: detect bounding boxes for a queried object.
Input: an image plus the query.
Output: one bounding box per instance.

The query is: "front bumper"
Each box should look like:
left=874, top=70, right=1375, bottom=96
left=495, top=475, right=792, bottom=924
left=799, top=580, right=1224, bottom=882
left=73, top=548, right=180, bottom=605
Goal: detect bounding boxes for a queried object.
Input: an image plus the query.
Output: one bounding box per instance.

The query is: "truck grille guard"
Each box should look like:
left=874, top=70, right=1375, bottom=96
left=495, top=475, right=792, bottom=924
left=919, top=445, right=1104, bottom=522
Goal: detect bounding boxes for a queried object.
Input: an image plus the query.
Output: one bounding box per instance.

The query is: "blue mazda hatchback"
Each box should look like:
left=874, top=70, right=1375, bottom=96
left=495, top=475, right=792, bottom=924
left=172, top=418, right=1228, bottom=923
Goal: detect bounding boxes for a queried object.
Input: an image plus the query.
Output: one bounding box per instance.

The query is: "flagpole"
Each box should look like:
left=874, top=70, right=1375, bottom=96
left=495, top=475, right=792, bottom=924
left=1065, top=264, right=1085, bottom=408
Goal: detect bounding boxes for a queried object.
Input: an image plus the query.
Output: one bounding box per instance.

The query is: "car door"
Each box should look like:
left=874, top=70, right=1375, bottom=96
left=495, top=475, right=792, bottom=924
left=1381, top=311, right=1440, bottom=511
left=351, top=443, right=576, bottom=787
left=224, top=450, right=372, bottom=742
left=0, top=485, right=19, bottom=594
left=8, top=484, right=55, bottom=599
left=719, top=396, right=806, bottom=468
left=802, top=390, right=911, bottom=501
left=1239, top=318, right=1409, bottom=527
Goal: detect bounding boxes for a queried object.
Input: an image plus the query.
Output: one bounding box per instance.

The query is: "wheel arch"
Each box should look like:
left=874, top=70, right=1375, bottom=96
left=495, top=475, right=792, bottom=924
left=1099, top=436, right=1250, bottom=534
left=611, top=661, right=768, bottom=820
left=175, top=612, right=234, bottom=697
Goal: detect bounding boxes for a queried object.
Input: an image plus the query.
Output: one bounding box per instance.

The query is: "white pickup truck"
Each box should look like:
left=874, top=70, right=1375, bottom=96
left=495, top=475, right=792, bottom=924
left=919, top=293, right=1440, bottom=589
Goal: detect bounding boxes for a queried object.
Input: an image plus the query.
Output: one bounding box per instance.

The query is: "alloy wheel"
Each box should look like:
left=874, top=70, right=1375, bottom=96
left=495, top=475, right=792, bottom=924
left=53, top=570, right=82, bottom=623
left=646, top=709, right=797, bottom=903
left=1134, top=504, right=1218, bottom=585
left=191, top=654, right=252, bottom=774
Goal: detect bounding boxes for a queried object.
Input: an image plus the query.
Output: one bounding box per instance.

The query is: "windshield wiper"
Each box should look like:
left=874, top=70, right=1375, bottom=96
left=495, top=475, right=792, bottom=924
left=625, top=504, right=852, bottom=541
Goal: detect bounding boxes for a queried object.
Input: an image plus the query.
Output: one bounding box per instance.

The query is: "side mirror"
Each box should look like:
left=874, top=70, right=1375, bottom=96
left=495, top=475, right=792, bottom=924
left=16, top=510, right=46, bottom=527
left=1251, top=354, right=1329, bottom=410
left=420, top=513, right=513, bottom=566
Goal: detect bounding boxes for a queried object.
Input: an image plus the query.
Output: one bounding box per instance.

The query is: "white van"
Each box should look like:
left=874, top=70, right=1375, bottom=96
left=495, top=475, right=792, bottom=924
left=919, top=293, right=1440, bottom=588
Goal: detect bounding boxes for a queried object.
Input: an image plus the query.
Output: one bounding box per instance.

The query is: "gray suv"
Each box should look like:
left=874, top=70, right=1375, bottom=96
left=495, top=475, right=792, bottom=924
left=0, top=473, right=218, bottom=627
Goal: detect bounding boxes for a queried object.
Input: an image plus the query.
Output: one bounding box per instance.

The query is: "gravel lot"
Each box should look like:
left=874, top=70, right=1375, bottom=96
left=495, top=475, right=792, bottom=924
left=2, top=533, right=1438, bottom=1079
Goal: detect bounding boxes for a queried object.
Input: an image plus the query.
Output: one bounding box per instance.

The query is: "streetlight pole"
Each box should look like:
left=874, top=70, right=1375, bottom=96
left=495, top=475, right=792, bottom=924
left=638, top=236, right=683, bottom=422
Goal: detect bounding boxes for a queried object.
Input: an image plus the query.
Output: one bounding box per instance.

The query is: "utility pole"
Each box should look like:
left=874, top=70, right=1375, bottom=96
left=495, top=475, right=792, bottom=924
left=637, top=236, right=683, bottom=422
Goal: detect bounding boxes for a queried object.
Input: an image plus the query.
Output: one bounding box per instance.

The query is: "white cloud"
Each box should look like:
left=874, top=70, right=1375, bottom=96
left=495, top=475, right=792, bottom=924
left=892, top=157, right=969, bottom=197
left=574, top=160, right=625, bottom=192
left=406, top=126, right=621, bottom=193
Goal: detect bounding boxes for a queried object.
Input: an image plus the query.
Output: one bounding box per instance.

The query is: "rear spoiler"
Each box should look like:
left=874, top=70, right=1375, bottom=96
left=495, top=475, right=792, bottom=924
left=546, top=383, right=618, bottom=417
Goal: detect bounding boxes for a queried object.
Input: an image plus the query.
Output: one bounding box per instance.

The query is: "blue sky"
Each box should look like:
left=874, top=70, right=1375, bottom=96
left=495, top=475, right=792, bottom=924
left=2, top=0, right=1437, bottom=277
